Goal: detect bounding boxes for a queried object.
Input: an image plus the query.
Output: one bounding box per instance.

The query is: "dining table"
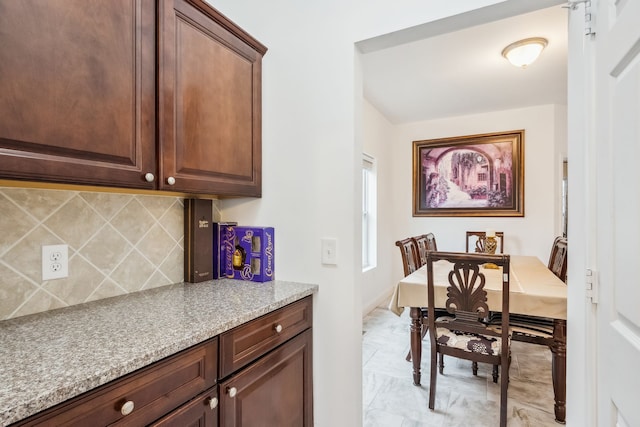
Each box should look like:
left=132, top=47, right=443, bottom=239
left=388, top=255, right=567, bottom=424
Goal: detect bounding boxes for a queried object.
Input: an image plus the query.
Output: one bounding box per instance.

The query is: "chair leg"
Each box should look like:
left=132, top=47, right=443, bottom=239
left=421, top=323, right=429, bottom=339
left=492, top=365, right=499, bottom=383
left=472, top=361, right=478, bottom=376
left=429, top=348, right=438, bottom=410
left=438, top=352, right=444, bottom=374
left=499, top=363, right=509, bottom=427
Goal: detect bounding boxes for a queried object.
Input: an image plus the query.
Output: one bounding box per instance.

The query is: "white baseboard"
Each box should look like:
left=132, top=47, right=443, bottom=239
left=362, top=288, right=394, bottom=318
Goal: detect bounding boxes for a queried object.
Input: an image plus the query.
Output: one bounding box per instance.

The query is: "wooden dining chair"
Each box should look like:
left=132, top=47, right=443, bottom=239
left=465, top=231, right=503, bottom=374
left=406, top=233, right=446, bottom=361
left=488, top=236, right=568, bottom=349
left=548, top=236, right=568, bottom=282
left=425, top=233, right=437, bottom=251
left=412, top=233, right=438, bottom=267
left=426, top=251, right=511, bottom=427
left=465, top=231, right=504, bottom=254
left=397, top=237, right=430, bottom=361
left=395, top=238, right=420, bottom=276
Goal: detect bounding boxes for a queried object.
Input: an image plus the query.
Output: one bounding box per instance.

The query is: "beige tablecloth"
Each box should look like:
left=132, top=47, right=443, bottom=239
left=389, top=255, right=566, bottom=320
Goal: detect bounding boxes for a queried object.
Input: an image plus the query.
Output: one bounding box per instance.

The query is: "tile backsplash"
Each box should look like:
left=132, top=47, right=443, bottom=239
left=0, top=186, right=219, bottom=320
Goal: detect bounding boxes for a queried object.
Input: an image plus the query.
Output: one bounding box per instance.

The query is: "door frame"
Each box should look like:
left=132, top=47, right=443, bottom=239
left=566, top=2, right=597, bottom=426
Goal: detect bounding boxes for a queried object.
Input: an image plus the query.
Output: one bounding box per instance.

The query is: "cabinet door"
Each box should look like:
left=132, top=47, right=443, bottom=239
left=158, top=0, right=266, bottom=196
left=219, top=329, right=313, bottom=427
left=0, top=0, right=156, bottom=189
left=149, top=387, right=218, bottom=427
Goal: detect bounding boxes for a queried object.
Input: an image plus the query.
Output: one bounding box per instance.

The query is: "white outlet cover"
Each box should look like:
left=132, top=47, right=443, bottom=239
left=42, top=244, right=69, bottom=281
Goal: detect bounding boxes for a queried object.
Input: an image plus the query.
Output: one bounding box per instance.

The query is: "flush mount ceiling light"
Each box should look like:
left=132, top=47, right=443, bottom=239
left=501, top=37, right=548, bottom=68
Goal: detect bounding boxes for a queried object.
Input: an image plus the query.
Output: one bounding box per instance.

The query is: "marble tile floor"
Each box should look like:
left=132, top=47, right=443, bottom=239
left=363, top=306, right=561, bottom=427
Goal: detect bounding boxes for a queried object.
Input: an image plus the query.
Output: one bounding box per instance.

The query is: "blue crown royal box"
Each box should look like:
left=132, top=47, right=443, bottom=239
left=226, top=226, right=274, bottom=282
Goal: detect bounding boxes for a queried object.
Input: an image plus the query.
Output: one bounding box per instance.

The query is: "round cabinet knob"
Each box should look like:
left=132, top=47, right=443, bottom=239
left=227, top=386, right=237, bottom=398
left=206, top=396, right=219, bottom=410
left=144, top=173, right=155, bottom=183
left=120, top=400, right=135, bottom=416
left=274, top=324, right=283, bottom=333
left=166, top=176, right=176, bottom=185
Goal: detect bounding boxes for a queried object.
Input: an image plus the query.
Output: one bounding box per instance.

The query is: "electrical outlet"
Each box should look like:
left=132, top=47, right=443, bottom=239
left=42, top=244, right=69, bottom=280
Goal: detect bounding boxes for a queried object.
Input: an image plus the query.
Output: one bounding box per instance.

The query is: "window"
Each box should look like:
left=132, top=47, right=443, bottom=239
left=362, top=153, right=377, bottom=270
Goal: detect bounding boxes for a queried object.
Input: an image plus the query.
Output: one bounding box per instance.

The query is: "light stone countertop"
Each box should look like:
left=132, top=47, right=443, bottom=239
left=0, top=279, right=318, bottom=426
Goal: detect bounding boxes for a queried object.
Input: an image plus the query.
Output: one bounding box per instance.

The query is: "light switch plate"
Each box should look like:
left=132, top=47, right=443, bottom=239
left=321, top=238, right=337, bottom=265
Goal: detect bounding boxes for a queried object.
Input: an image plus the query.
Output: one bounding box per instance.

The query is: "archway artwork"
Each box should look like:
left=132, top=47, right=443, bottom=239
left=412, top=130, right=524, bottom=217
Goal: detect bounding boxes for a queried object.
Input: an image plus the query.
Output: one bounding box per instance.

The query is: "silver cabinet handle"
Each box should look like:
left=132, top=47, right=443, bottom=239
left=206, top=396, right=219, bottom=409
left=120, top=400, right=135, bottom=416
left=166, top=176, right=176, bottom=185
left=144, top=173, right=155, bottom=182
left=274, top=324, right=283, bottom=333
left=227, top=386, right=237, bottom=398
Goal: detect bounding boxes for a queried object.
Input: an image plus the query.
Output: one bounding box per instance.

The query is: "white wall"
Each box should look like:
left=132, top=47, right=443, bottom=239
left=214, top=8, right=365, bottom=425
left=362, top=100, right=396, bottom=314
left=361, top=101, right=568, bottom=317
left=388, top=104, right=568, bottom=287
left=202, top=1, right=527, bottom=425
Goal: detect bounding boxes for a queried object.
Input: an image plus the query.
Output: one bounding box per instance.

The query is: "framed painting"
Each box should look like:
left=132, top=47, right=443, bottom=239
left=412, top=130, right=524, bottom=217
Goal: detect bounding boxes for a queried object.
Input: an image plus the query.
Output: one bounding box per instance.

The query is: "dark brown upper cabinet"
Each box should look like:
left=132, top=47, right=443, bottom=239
left=158, top=0, right=266, bottom=196
left=0, top=0, right=267, bottom=196
left=0, top=0, right=156, bottom=190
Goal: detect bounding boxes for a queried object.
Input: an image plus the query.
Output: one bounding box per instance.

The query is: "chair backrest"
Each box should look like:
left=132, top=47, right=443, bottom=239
left=548, top=236, right=568, bottom=282
left=426, top=251, right=511, bottom=346
left=412, top=233, right=438, bottom=267
left=465, top=231, right=504, bottom=254
left=425, top=233, right=438, bottom=251
left=395, top=238, right=420, bottom=276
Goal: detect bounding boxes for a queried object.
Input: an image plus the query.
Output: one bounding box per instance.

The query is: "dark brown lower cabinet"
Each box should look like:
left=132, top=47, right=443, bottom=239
left=219, top=330, right=313, bottom=427
left=12, top=338, right=219, bottom=427
left=150, top=387, right=219, bottom=427
left=9, top=297, right=313, bottom=427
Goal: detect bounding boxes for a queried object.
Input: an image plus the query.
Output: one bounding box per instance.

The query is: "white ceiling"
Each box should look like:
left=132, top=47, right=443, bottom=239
left=360, top=3, right=568, bottom=125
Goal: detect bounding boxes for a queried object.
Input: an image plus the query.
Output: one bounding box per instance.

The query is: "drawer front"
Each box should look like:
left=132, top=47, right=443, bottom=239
left=219, top=296, right=312, bottom=378
left=149, top=386, right=218, bottom=427
left=16, top=338, right=218, bottom=427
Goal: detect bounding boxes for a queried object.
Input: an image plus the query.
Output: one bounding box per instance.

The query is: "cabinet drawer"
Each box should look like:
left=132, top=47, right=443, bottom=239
left=15, top=338, right=218, bottom=427
left=219, top=296, right=312, bottom=378
left=149, top=386, right=218, bottom=427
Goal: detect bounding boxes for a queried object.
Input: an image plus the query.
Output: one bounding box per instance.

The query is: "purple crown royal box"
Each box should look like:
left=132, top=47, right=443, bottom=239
left=225, top=226, right=275, bottom=282
left=213, top=222, right=237, bottom=279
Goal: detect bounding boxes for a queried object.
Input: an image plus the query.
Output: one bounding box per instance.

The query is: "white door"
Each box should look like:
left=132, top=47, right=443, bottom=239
left=592, top=0, right=640, bottom=426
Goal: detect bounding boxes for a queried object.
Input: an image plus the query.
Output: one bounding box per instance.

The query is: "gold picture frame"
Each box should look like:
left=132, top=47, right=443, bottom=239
left=413, top=130, right=524, bottom=217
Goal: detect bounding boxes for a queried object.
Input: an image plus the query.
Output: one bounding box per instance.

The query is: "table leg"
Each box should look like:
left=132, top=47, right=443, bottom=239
left=551, top=319, right=567, bottom=424
left=409, top=307, right=423, bottom=386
